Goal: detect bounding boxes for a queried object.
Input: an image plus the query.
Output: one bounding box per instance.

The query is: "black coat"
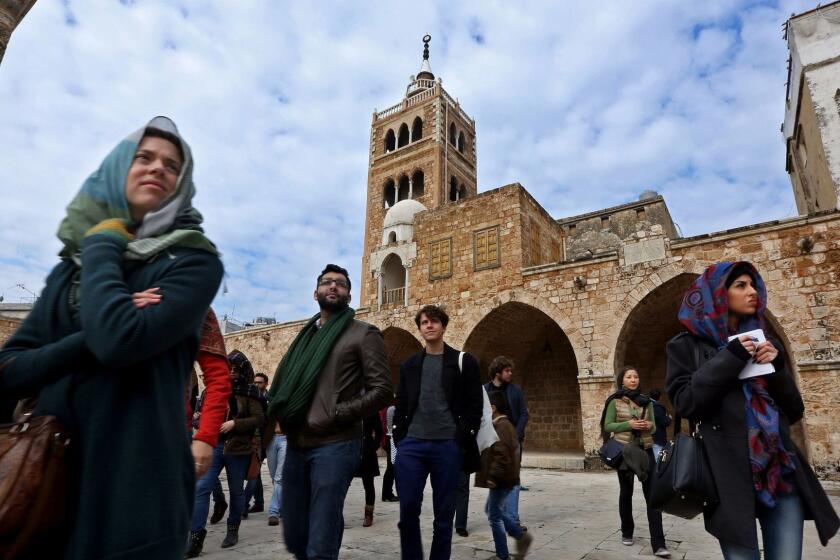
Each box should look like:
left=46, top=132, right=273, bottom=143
left=393, top=344, right=484, bottom=471
left=355, top=413, right=384, bottom=478
left=666, top=332, right=839, bottom=549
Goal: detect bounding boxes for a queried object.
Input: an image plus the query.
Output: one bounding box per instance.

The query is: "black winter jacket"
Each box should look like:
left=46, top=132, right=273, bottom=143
left=666, top=332, right=838, bottom=550
left=393, top=344, right=483, bottom=465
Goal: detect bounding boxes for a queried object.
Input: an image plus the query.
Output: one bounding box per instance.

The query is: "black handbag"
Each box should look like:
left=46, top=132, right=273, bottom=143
left=598, top=437, right=624, bottom=469
left=649, top=414, right=719, bottom=519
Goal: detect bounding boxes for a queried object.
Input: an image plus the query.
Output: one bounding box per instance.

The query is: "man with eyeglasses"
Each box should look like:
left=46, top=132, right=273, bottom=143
left=266, top=264, right=392, bottom=560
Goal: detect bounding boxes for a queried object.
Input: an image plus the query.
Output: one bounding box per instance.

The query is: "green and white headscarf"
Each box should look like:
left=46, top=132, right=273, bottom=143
left=57, top=116, right=218, bottom=261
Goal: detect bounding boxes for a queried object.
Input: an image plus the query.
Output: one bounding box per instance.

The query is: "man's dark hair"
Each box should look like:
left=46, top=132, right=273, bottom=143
left=649, top=388, right=661, bottom=401
left=488, top=355, right=514, bottom=380
left=414, top=304, right=449, bottom=328
left=142, top=127, right=185, bottom=161
left=317, top=264, right=351, bottom=291
left=254, top=373, right=269, bottom=383
left=489, top=390, right=509, bottom=416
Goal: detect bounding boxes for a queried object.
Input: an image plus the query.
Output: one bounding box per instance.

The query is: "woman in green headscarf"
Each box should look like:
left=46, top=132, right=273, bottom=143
left=0, top=117, right=223, bottom=559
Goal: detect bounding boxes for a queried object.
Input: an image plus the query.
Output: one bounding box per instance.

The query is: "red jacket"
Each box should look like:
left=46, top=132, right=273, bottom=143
left=191, top=351, right=232, bottom=447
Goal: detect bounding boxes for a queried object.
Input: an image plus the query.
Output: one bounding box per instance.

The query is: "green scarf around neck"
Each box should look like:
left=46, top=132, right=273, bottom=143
left=267, top=307, right=355, bottom=425
left=57, top=116, right=218, bottom=262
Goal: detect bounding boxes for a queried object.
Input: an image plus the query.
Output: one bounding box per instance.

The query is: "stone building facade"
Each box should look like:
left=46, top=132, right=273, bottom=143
left=225, top=31, right=840, bottom=476
left=0, top=0, right=37, bottom=65
left=784, top=0, right=840, bottom=214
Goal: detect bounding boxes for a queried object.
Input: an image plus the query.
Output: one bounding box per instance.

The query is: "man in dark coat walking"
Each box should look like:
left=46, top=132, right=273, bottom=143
left=393, top=304, right=484, bottom=560
left=484, top=355, right=530, bottom=530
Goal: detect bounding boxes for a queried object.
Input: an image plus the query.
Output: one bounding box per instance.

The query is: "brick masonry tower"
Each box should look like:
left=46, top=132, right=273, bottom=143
left=0, top=0, right=37, bottom=65
left=360, top=35, right=478, bottom=308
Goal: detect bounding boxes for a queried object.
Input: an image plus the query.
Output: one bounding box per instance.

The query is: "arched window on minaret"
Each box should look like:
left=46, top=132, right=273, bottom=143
left=384, top=129, right=396, bottom=153
left=459, top=183, right=467, bottom=200
left=458, top=131, right=465, bottom=154
left=398, top=175, right=410, bottom=201
left=398, top=123, right=409, bottom=148
left=412, top=117, right=423, bottom=141
left=383, top=179, right=396, bottom=208
left=411, top=169, right=425, bottom=198
left=449, top=176, right=459, bottom=202
left=388, top=231, right=397, bottom=244
left=449, top=122, right=457, bottom=146
left=381, top=253, right=407, bottom=306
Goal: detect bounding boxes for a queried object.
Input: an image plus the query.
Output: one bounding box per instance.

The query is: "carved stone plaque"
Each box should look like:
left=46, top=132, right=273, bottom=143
left=623, top=238, right=666, bottom=266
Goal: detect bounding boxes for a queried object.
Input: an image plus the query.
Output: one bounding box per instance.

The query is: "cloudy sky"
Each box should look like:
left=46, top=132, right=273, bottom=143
left=0, top=0, right=817, bottom=322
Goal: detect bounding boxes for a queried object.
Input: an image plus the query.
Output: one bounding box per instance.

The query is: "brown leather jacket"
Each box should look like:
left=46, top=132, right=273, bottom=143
left=475, top=415, right=520, bottom=490
left=223, top=394, right=265, bottom=455
left=285, top=319, right=393, bottom=449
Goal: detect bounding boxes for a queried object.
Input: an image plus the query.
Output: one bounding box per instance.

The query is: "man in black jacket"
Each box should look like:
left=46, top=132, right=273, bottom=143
left=393, top=305, right=483, bottom=560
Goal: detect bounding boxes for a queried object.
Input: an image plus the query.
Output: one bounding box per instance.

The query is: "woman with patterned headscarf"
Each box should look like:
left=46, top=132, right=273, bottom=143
left=0, top=117, right=223, bottom=559
left=666, top=261, right=838, bottom=559
left=187, top=349, right=264, bottom=556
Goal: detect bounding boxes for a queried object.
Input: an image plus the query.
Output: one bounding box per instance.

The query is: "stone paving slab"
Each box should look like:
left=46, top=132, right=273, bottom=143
left=199, top=468, right=840, bottom=559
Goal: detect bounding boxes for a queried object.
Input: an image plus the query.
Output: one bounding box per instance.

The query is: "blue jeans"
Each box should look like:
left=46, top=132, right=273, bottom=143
left=191, top=443, right=250, bottom=531
left=245, top=466, right=264, bottom=507
left=394, top=437, right=463, bottom=560
left=720, top=492, right=805, bottom=560
left=282, top=438, right=361, bottom=560
left=506, top=484, right=521, bottom=525
left=267, top=434, right=288, bottom=517
left=486, top=487, right=524, bottom=559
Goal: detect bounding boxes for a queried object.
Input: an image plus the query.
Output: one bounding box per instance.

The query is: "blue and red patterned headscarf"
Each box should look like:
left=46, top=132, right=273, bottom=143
left=677, top=261, right=767, bottom=348
left=677, top=261, right=795, bottom=508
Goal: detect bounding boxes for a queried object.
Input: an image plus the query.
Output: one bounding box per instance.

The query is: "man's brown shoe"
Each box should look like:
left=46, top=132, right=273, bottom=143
left=268, top=516, right=280, bottom=526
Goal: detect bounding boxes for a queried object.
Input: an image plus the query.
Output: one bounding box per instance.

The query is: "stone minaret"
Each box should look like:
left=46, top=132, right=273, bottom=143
left=0, top=0, right=37, bottom=65
left=360, top=35, right=478, bottom=308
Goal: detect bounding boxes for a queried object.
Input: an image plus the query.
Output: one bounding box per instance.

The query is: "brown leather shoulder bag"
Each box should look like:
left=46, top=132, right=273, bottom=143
left=0, top=409, right=70, bottom=559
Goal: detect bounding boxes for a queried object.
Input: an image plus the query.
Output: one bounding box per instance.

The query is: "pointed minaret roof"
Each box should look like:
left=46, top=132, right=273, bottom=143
left=416, top=34, right=434, bottom=80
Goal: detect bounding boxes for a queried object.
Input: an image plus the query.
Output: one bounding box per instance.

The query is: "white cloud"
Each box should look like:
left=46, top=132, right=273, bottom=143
left=0, top=0, right=818, bottom=320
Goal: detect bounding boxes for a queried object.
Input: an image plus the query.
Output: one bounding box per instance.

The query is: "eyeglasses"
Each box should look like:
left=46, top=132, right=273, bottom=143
left=318, top=278, right=349, bottom=289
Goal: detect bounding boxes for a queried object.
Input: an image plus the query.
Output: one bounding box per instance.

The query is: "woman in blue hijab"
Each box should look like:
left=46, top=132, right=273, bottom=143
left=666, top=261, right=837, bottom=559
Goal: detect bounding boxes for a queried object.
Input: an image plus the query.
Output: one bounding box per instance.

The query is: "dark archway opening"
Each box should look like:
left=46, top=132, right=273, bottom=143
left=411, top=170, right=424, bottom=198
left=398, top=175, right=410, bottom=202
left=382, top=327, right=422, bottom=389
left=449, top=122, right=457, bottom=146
left=464, top=302, right=582, bottom=452
left=458, top=131, right=465, bottom=153
left=412, top=117, right=423, bottom=141
left=384, top=129, right=395, bottom=153
left=449, top=176, right=459, bottom=202
left=383, top=179, right=395, bottom=208
left=613, top=272, right=808, bottom=456
left=398, top=123, right=409, bottom=148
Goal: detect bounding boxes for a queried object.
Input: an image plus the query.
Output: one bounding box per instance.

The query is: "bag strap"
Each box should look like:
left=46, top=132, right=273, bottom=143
left=458, top=351, right=464, bottom=374
left=672, top=341, right=702, bottom=439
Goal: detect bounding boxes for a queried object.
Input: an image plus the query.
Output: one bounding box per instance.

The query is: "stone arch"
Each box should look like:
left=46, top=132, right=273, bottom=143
left=384, top=129, right=395, bottom=153
left=612, top=269, right=809, bottom=455
left=449, top=122, right=457, bottom=146
left=381, top=253, right=406, bottom=306
left=382, top=326, right=422, bottom=388
left=412, top=116, right=423, bottom=141
left=383, top=178, right=396, bottom=208
left=464, top=301, right=583, bottom=452
left=398, top=123, right=409, bottom=148
left=387, top=231, right=397, bottom=244
left=411, top=169, right=425, bottom=198
left=449, top=176, right=459, bottom=201
left=458, top=131, right=465, bottom=153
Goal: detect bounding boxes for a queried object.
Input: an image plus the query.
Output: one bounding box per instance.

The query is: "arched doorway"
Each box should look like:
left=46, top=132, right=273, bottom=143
left=381, top=253, right=406, bottom=306
left=464, top=302, right=582, bottom=452
left=382, top=326, right=422, bottom=388
left=613, top=272, right=808, bottom=455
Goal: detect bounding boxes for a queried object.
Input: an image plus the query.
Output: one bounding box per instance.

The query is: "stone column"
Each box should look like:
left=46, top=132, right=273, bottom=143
left=0, top=1, right=37, bottom=66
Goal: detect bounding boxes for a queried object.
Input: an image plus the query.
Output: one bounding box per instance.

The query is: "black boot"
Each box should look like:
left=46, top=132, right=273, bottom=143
left=209, top=500, right=227, bottom=524
left=220, top=521, right=240, bottom=548
left=184, top=528, right=206, bottom=558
